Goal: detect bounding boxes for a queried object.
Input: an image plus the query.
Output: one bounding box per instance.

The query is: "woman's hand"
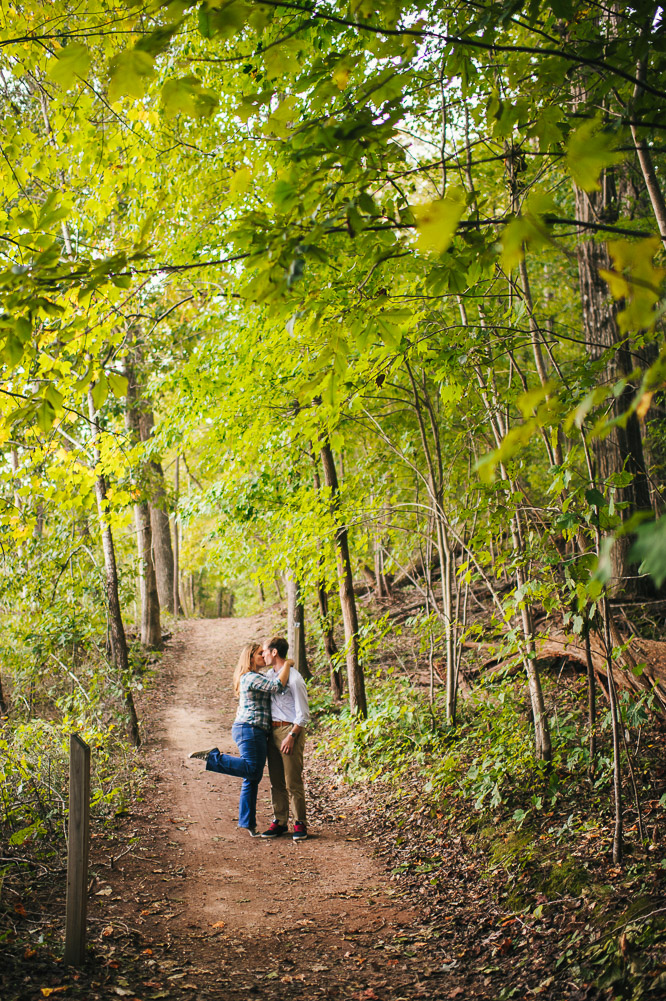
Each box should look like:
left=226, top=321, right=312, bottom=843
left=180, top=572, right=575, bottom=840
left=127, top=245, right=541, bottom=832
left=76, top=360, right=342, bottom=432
left=278, top=658, right=291, bottom=687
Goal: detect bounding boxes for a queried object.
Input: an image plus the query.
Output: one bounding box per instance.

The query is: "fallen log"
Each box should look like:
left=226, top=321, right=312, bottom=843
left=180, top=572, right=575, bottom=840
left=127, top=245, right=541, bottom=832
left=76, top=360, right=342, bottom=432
left=462, top=629, right=666, bottom=708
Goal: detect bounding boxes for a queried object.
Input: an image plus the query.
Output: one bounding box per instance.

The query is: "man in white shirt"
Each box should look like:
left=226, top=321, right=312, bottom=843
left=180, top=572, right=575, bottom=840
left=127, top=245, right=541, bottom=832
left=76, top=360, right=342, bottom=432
left=260, top=636, right=310, bottom=842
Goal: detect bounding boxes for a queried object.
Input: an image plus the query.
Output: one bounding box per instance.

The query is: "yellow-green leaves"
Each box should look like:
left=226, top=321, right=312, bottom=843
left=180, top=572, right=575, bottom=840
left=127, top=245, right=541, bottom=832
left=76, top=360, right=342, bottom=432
left=198, top=0, right=249, bottom=39
left=413, top=189, right=465, bottom=255
left=107, top=373, right=129, bottom=399
left=600, top=237, right=666, bottom=333
left=263, top=95, right=298, bottom=138
left=161, top=77, right=218, bottom=119
left=47, top=43, right=90, bottom=88
left=108, top=49, right=155, bottom=102
left=566, top=117, right=624, bottom=192
left=500, top=192, right=557, bottom=271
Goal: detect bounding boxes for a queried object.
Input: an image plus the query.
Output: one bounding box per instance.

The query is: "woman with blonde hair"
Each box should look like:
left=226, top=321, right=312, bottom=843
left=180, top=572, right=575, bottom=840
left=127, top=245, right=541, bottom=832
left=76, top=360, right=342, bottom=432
left=189, top=643, right=290, bottom=836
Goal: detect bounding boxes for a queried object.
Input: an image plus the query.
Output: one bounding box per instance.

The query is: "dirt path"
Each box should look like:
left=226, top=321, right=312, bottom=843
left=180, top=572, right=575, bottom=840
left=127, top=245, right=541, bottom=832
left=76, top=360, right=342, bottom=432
left=87, top=615, right=433, bottom=1001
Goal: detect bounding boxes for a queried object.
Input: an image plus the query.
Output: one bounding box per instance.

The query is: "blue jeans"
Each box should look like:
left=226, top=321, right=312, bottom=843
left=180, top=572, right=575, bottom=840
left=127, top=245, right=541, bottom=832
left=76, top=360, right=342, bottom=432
left=206, top=723, right=268, bottom=830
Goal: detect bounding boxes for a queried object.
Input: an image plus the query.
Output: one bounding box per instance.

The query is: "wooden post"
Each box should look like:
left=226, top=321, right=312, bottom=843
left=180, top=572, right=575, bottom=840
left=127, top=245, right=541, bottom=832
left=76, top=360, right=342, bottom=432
left=65, top=734, right=90, bottom=966
left=294, top=620, right=301, bottom=674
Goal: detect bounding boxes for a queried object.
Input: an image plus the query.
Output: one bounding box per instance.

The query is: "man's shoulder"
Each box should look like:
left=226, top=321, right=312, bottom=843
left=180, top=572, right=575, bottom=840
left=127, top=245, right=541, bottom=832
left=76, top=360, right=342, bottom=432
left=290, top=669, right=309, bottom=691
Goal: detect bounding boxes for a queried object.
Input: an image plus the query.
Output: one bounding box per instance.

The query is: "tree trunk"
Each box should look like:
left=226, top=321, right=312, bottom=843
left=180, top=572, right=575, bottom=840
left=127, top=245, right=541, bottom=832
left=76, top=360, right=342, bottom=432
left=87, top=389, right=141, bottom=747
left=287, top=576, right=311, bottom=679
left=125, top=361, right=162, bottom=650
left=310, top=451, right=343, bottom=698
left=575, top=178, right=651, bottom=595
left=584, top=627, right=597, bottom=775
left=602, top=596, right=623, bottom=863
left=320, top=439, right=367, bottom=716
left=317, top=581, right=343, bottom=699
left=0, top=672, right=7, bottom=715
left=134, top=500, right=162, bottom=649
left=139, top=409, right=179, bottom=615
left=173, top=456, right=181, bottom=619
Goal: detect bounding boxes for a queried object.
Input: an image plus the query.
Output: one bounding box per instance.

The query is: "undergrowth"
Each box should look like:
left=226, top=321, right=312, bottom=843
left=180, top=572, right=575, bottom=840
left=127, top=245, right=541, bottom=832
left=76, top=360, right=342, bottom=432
left=312, top=666, right=666, bottom=998
left=312, top=666, right=666, bottom=869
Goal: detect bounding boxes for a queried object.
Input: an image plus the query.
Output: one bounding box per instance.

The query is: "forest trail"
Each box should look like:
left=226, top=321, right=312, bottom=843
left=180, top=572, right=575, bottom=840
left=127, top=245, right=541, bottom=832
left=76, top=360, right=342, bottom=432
left=88, top=615, right=435, bottom=1001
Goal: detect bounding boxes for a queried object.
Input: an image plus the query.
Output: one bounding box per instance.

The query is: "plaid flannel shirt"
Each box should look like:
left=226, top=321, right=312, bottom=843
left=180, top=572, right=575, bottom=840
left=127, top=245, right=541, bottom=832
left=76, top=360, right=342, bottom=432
left=234, top=671, right=286, bottom=731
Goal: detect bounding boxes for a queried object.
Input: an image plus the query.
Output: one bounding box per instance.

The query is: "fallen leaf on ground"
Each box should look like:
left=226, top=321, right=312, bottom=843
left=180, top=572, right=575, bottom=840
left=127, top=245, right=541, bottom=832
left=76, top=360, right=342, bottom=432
left=211, top=921, right=225, bottom=928
left=41, top=989, right=69, bottom=997
left=14, top=902, right=27, bottom=917
left=102, top=925, right=114, bottom=938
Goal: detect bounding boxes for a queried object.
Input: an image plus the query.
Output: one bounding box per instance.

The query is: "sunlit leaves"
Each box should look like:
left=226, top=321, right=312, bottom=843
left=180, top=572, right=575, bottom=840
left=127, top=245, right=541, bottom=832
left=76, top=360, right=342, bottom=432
left=630, top=518, right=666, bottom=588
left=46, top=43, right=90, bottom=88
left=565, top=117, right=624, bottom=192
left=108, top=49, right=155, bottom=102
left=198, top=0, right=249, bottom=39
left=600, top=237, right=666, bottom=334
left=161, top=76, right=219, bottom=119
left=413, top=190, right=465, bottom=256
left=500, top=193, right=557, bottom=270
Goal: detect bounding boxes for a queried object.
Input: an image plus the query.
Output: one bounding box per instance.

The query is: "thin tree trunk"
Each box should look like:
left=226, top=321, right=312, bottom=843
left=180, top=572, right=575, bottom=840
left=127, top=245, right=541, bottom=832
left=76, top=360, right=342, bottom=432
left=404, top=360, right=457, bottom=723
left=311, top=454, right=343, bottom=699
left=87, top=389, right=141, bottom=747
left=461, top=306, right=552, bottom=760
left=584, top=627, right=597, bottom=776
left=287, top=576, right=311, bottom=679
left=135, top=501, right=162, bottom=649
left=0, top=673, right=7, bottom=715
left=631, top=52, right=666, bottom=251
left=139, top=409, right=179, bottom=615
left=125, top=361, right=162, bottom=650
left=173, top=455, right=180, bottom=619
left=317, top=581, right=343, bottom=699
left=602, top=596, right=623, bottom=864
left=320, top=438, right=367, bottom=716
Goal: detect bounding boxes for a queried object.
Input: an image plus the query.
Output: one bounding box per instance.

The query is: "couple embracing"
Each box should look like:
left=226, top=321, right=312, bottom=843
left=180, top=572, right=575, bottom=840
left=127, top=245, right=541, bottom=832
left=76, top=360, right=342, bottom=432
left=189, top=637, right=310, bottom=842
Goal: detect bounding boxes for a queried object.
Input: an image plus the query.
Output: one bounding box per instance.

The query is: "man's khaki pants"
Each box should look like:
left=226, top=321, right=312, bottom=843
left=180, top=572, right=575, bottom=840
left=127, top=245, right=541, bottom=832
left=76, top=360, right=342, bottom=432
left=267, top=724, right=306, bottom=825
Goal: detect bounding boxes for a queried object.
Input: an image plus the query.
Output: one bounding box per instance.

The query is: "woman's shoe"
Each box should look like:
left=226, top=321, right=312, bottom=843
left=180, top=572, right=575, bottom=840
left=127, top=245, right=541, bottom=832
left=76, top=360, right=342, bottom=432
left=247, top=827, right=262, bottom=837
left=188, top=749, right=212, bottom=760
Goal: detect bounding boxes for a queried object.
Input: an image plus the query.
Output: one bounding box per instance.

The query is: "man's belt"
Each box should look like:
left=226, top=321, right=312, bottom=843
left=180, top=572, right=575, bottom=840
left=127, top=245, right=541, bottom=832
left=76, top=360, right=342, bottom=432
left=272, top=719, right=294, bottom=728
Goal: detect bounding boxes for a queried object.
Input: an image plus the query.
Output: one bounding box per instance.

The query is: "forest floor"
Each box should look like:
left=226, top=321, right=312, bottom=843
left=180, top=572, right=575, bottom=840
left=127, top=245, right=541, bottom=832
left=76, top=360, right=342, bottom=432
left=3, top=612, right=665, bottom=1000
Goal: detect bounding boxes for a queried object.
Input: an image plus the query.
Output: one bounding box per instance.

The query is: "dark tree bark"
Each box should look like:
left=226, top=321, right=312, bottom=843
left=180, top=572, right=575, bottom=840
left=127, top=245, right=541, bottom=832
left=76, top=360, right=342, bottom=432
left=317, top=581, right=343, bottom=700
left=311, top=453, right=343, bottom=698
left=0, top=672, right=7, bottom=715
left=320, top=439, right=367, bottom=716
left=87, top=389, right=141, bottom=747
left=576, top=180, right=652, bottom=594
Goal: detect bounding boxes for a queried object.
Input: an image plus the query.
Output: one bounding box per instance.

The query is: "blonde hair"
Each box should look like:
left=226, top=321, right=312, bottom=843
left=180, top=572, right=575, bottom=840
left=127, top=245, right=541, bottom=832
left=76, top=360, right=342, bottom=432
left=233, top=642, right=262, bottom=697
